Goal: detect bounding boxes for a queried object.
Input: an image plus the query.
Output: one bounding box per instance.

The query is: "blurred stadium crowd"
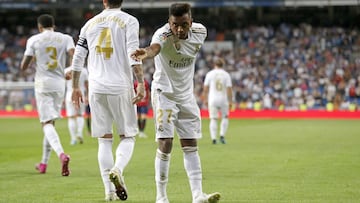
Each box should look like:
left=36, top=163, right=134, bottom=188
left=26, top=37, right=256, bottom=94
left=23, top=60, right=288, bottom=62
left=0, top=21, right=359, bottom=111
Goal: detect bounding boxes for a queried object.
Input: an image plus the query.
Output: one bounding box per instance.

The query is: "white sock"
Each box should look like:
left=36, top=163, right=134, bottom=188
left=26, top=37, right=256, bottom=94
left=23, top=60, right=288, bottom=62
left=98, top=138, right=115, bottom=195
left=209, top=119, right=218, bottom=140
left=114, top=137, right=135, bottom=173
left=155, top=149, right=171, bottom=200
left=220, top=118, right=229, bottom=137
left=43, top=124, right=64, bottom=157
left=67, top=118, right=77, bottom=141
left=76, top=116, right=84, bottom=137
left=183, top=146, right=202, bottom=200
left=41, top=136, right=52, bottom=164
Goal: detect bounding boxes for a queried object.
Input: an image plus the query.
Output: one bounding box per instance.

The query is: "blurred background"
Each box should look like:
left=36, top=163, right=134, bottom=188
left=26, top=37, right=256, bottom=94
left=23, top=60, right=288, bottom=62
left=0, top=0, right=360, bottom=113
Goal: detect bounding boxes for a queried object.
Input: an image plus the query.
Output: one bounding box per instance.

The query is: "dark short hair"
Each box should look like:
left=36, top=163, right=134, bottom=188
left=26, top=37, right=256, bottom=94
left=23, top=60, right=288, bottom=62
left=169, top=3, right=191, bottom=17
left=37, top=14, right=54, bottom=28
left=108, top=0, right=123, bottom=7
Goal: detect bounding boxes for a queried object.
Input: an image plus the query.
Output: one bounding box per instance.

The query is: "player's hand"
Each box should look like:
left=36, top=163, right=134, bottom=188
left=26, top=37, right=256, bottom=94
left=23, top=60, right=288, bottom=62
left=132, top=82, right=145, bottom=104
left=84, top=96, right=89, bottom=105
left=229, top=103, right=233, bottom=111
left=131, top=49, right=147, bottom=61
left=65, top=71, right=72, bottom=80
left=72, top=87, right=83, bottom=110
left=203, top=100, right=208, bottom=109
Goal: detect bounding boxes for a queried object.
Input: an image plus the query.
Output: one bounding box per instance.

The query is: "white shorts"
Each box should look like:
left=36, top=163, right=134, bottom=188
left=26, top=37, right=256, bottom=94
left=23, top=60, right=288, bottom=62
left=152, top=90, right=202, bottom=140
left=89, top=91, right=138, bottom=138
left=65, top=99, right=85, bottom=117
left=208, top=102, right=229, bottom=119
left=35, top=91, right=64, bottom=123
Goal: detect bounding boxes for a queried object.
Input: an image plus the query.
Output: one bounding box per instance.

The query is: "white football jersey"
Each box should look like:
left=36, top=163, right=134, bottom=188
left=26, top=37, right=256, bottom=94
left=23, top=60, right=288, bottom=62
left=64, top=67, right=88, bottom=102
left=204, top=68, right=232, bottom=105
left=151, top=22, right=207, bottom=100
left=24, top=30, right=74, bottom=92
left=72, top=8, right=141, bottom=94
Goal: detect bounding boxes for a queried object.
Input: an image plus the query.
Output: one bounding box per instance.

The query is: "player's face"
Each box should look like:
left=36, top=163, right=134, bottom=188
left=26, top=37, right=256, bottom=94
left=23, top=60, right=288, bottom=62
left=169, top=14, right=192, bottom=39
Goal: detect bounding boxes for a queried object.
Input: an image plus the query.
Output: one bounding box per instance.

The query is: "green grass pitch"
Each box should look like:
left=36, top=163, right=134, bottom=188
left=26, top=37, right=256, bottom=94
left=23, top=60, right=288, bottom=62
left=0, top=118, right=360, bottom=202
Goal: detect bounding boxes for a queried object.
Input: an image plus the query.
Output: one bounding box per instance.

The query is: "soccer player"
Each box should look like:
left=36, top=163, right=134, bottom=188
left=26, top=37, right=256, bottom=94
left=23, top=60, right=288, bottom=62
left=131, top=3, right=221, bottom=203
left=20, top=14, right=73, bottom=176
left=203, top=58, right=233, bottom=144
left=134, top=79, right=150, bottom=138
left=71, top=0, right=145, bottom=201
left=64, top=67, right=88, bottom=145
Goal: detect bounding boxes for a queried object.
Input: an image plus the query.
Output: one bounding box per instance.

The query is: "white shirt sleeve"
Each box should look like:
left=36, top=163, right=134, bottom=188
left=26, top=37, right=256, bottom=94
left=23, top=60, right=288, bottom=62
left=64, top=67, right=71, bottom=74
left=226, top=72, right=232, bottom=87
left=126, top=17, right=142, bottom=66
left=24, top=37, right=35, bottom=56
left=204, top=72, right=211, bottom=86
left=65, top=34, right=75, bottom=51
left=72, top=27, right=88, bottom=72
left=151, top=25, right=168, bottom=48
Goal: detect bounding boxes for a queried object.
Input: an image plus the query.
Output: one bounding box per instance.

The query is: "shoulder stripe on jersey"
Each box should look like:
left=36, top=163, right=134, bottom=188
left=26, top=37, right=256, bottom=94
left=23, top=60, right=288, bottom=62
left=192, top=27, right=206, bottom=31
left=163, top=31, right=172, bottom=36
left=191, top=28, right=206, bottom=34
left=192, top=27, right=205, bottom=30
left=192, top=31, right=207, bottom=35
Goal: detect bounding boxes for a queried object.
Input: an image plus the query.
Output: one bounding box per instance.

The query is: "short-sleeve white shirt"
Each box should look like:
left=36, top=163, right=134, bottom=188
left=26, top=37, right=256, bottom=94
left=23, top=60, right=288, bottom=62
left=24, top=30, right=74, bottom=93
left=151, top=22, right=207, bottom=101
left=204, top=68, right=232, bottom=106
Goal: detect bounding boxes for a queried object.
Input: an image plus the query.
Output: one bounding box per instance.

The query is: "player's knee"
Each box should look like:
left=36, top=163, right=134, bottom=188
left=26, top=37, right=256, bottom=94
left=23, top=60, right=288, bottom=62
left=42, top=120, right=54, bottom=127
left=182, top=146, right=198, bottom=153
left=156, top=149, right=171, bottom=161
left=102, top=133, right=113, bottom=138
left=121, top=136, right=136, bottom=143
left=157, top=138, right=173, bottom=153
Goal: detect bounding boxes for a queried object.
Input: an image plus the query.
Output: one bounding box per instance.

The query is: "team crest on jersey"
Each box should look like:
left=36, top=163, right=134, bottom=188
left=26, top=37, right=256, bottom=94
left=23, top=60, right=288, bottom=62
left=159, top=33, right=168, bottom=42
left=158, top=125, right=164, bottom=132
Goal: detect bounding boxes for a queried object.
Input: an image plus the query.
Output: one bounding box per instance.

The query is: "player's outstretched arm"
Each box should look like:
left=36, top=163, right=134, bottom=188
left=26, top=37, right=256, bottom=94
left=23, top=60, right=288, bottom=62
left=20, top=55, right=33, bottom=71
left=132, top=64, right=145, bottom=104
left=203, top=85, right=209, bottom=107
left=227, top=86, right=233, bottom=110
left=131, top=43, right=161, bottom=61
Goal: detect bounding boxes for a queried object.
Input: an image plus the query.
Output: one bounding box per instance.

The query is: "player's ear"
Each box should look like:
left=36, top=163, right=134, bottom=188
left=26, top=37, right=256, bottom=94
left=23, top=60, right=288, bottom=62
left=37, top=23, right=43, bottom=32
left=103, top=0, right=108, bottom=8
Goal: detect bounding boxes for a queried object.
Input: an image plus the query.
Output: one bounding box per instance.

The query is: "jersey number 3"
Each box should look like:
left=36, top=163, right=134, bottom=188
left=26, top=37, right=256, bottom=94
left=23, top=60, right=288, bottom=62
left=96, top=28, right=113, bottom=59
left=46, top=47, right=58, bottom=70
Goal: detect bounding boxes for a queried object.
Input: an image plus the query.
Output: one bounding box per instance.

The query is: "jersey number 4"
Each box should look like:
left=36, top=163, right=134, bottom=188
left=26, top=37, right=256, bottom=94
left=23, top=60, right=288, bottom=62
left=96, top=28, right=113, bottom=59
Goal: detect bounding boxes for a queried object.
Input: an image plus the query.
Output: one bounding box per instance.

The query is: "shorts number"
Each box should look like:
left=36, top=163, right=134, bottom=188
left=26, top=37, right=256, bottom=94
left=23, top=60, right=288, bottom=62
left=96, top=28, right=113, bottom=59
left=46, top=47, right=58, bottom=69
left=157, top=109, right=172, bottom=124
